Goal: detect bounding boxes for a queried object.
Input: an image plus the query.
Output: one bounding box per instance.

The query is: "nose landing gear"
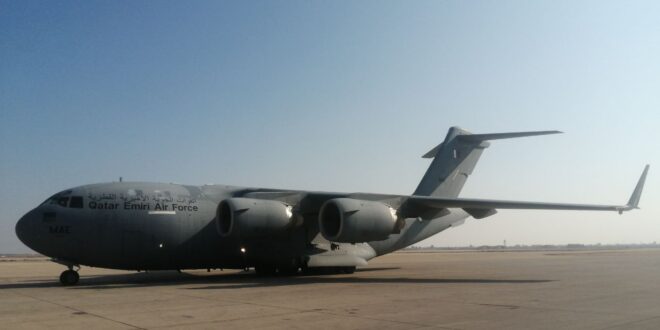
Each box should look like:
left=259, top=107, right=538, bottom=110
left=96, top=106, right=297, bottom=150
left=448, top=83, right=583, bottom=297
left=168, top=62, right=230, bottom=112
left=59, top=269, right=79, bottom=286
left=52, top=259, right=80, bottom=285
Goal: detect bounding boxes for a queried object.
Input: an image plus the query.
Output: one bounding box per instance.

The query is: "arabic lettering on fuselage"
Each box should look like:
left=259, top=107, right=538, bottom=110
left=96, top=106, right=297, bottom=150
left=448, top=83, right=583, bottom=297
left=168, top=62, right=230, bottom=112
left=86, top=191, right=199, bottom=212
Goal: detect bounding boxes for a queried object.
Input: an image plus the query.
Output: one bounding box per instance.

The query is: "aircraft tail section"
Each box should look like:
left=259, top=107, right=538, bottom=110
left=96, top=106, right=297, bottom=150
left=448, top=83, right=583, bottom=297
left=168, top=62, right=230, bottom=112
left=413, top=127, right=561, bottom=198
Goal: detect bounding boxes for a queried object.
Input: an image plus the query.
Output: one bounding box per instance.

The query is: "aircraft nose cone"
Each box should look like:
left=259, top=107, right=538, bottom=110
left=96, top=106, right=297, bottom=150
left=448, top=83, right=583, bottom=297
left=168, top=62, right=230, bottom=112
left=15, top=210, right=37, bottom=248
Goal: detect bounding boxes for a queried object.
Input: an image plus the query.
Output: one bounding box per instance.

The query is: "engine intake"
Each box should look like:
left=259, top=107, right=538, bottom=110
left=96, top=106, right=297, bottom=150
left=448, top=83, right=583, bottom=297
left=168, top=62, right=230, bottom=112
left=319, top=198, right=398, bottom=243
left=216, top=198, right=294, bottom=238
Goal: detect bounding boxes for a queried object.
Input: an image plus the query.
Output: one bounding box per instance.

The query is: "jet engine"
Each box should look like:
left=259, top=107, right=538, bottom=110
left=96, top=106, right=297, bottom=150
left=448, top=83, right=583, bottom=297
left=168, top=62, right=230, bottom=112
left=216, top=198, right=294, bottom=238
left=318, top=198, right=398, bottom=243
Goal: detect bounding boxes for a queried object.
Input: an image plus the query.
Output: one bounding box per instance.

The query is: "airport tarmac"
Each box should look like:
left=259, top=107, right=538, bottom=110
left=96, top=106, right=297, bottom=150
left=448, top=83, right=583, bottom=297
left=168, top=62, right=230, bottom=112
left=1, top=249, right=660, bottom=330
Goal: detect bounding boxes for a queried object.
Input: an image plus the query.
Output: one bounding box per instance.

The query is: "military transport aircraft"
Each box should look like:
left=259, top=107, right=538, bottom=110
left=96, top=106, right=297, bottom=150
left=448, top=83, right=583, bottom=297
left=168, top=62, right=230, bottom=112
left=16, top=127, right=648, bottom=285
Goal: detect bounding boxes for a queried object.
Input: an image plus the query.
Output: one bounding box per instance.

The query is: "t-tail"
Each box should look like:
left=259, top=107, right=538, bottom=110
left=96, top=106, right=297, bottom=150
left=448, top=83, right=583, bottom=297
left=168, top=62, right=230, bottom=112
left=413, top=127, right=562, bottom=198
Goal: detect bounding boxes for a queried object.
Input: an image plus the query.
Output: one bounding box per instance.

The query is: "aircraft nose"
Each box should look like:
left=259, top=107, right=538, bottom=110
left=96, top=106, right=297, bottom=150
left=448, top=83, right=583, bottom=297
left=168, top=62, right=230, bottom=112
left=15, top=209, right=37, bottom=248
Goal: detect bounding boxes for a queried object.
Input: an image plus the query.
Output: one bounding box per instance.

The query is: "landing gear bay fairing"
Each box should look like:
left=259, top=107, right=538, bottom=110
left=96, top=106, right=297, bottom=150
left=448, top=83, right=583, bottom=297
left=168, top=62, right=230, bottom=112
left=16, top=127, right=648, bottom=285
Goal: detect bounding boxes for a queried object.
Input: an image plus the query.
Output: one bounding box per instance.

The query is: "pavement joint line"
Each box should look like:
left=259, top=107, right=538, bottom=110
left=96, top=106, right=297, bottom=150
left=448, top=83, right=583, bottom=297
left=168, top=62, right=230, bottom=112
left=176, top=291, right=448, bottom=329
left=149, top=310, right=317, bottom=329
left=176, top=292, right=336, bottom=315
left=599, top=314, right=660, bottom=330
left=12, top=291, right=147, bottom=330
left=178, top=289, right=384, bottom=313
left=310, top=309, right=457, bottom=329
left=466, top=300, right=655, bottom=319
left=149, top=307, right=456, bottom=330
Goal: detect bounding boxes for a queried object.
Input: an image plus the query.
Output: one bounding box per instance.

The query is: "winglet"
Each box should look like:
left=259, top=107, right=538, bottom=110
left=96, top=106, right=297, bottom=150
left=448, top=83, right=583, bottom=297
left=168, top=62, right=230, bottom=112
left=624, top=164, right=649, bottom=211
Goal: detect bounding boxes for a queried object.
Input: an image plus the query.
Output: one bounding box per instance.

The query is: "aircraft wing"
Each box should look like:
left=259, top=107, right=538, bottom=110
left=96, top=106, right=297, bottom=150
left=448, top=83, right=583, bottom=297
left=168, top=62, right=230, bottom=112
left=403, top=164, right=648, bottom=219
left=242, top=165, right=648, bottom=220
left=404, top=196, right=621, bottom=220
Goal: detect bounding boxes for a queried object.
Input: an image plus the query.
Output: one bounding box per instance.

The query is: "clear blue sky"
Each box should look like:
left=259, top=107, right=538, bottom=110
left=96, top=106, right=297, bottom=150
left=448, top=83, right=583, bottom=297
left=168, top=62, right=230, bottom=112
left=1, top=1, right=658, bottom=253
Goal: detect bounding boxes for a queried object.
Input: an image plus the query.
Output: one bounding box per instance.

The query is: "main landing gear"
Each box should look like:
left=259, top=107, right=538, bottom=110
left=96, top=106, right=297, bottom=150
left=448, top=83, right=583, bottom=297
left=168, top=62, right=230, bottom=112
left=303, top=266, right=355, bottom=275
left=254, top=264, right=356, bottom=277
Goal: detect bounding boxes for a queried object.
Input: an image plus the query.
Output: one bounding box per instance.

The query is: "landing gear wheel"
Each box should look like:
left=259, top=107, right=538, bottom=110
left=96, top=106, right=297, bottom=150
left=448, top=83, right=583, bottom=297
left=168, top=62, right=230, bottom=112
left=277, top=266, right=299, bottom=276
left=255, top=264, right=277, bottom=277
left=59, top=270, right=79, bottom=286
left=342, top=266, right=356, bottom=274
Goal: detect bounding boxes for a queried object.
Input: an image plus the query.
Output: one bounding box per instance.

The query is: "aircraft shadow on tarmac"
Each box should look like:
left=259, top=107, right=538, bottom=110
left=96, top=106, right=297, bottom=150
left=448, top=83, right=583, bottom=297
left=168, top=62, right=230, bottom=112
left=1, top=267, right=553, bottom=290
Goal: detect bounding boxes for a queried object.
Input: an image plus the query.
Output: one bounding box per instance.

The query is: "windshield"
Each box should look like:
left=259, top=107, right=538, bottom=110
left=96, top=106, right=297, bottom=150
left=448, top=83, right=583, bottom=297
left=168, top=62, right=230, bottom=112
left=39, top=190, right=82, bottom=208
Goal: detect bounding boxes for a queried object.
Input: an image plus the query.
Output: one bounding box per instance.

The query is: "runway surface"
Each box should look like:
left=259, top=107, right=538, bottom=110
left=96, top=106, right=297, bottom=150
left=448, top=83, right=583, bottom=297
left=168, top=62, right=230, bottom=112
left=2, top=249, right=660, bottom=329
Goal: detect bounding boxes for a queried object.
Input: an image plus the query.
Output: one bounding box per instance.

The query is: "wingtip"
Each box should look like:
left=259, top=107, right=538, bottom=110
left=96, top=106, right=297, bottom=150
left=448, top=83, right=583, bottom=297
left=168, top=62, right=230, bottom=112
left=626, top=164, right=649, bottom=209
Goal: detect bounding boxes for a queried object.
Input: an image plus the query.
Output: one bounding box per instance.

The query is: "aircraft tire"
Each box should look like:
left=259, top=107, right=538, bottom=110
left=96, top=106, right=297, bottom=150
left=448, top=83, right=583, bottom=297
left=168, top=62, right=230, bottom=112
left=342, top=266, right=356, bottom=274
left=277, top=266, right=299, bottom=276
left=59, top=270, right=79, bottom=286
left=255, top=264, right=277, bottom=277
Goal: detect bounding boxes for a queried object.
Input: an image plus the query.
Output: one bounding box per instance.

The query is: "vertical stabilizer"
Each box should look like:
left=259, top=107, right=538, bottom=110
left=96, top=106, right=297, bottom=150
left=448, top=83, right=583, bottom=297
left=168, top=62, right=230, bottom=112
left=413, top=127, right=561, bottom=198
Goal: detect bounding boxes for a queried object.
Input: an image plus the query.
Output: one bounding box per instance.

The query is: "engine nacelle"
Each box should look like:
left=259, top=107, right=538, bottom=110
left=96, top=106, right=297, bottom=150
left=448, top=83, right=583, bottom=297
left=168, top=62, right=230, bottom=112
left=216, top=198, right=294, bottom=238
left=318, top=198, right=398, bottom=243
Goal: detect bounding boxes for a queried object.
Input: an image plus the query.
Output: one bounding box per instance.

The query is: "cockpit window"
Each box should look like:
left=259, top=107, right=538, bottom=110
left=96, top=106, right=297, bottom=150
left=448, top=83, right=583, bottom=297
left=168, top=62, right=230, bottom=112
left=69, top=196, right=83, bottom=208
left=40, top=196, right=54, bottom=206
left=57, top=197, right=70, bottom=207
left=39, top=191, right=82, bottom=208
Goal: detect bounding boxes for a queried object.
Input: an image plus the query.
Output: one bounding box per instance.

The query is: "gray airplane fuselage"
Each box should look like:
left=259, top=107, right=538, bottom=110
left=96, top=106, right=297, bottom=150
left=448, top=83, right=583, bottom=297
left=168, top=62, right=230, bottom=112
left=15, top=181, right=464, bottom=271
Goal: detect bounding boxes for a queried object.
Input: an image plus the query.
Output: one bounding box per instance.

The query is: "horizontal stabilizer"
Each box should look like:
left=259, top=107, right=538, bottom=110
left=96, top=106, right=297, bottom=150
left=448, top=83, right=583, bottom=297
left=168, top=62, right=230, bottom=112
left=421, top=130, right=561, bottom=159
left=422, top=142, right=444, bottom=159
left=457, top=130, right=562, bottom=142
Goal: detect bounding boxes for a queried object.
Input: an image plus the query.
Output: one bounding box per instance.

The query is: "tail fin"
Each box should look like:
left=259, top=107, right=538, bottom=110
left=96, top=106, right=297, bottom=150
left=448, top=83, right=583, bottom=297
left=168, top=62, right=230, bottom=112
left=413, top=127, right=562, bottom=197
